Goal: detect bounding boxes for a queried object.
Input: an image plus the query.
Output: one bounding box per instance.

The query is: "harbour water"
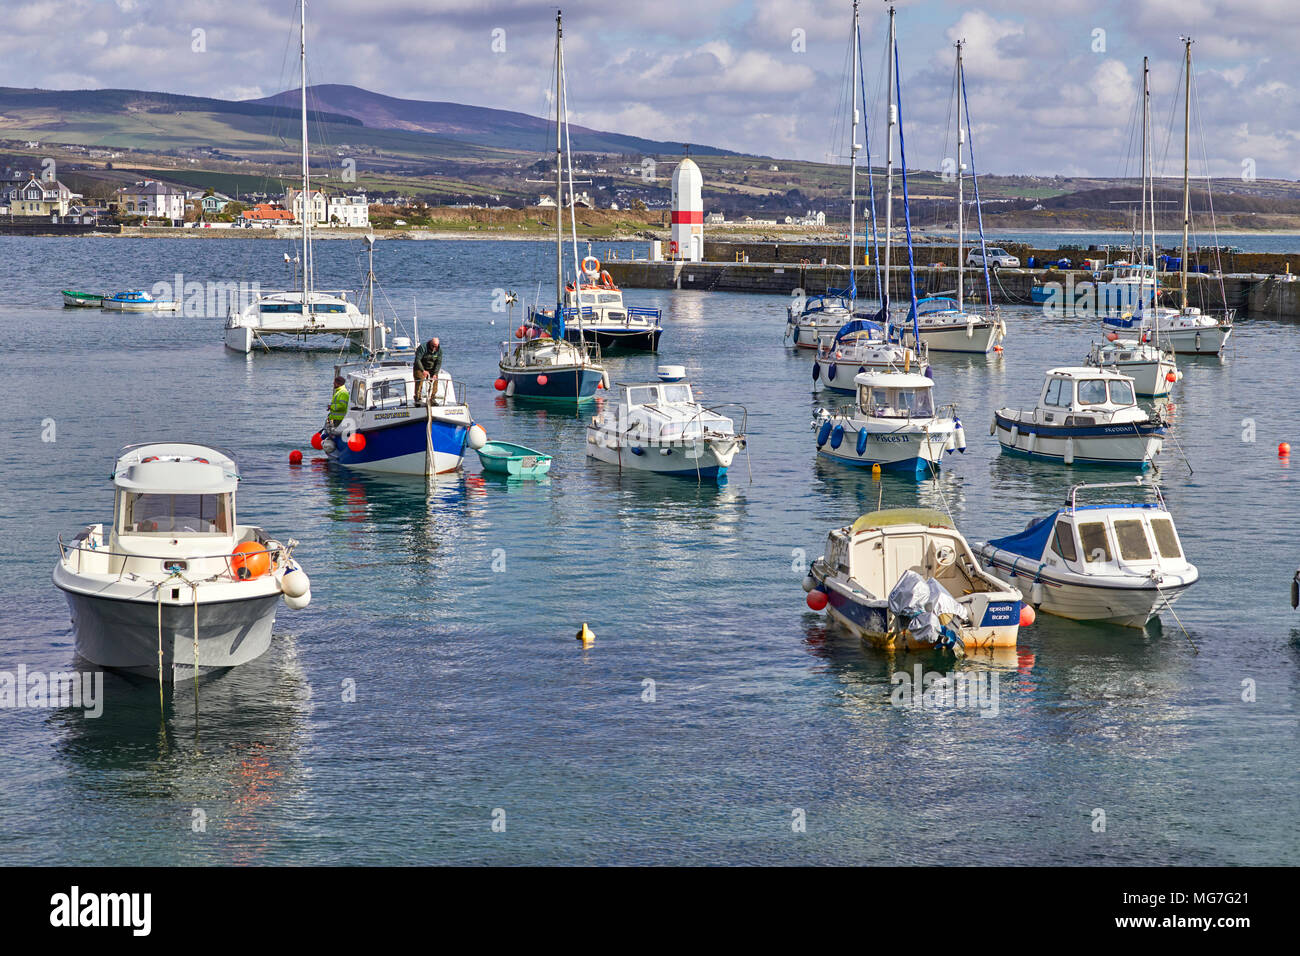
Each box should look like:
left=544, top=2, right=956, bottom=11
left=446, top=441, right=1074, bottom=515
left=2, top=236, right=1297, bottom=865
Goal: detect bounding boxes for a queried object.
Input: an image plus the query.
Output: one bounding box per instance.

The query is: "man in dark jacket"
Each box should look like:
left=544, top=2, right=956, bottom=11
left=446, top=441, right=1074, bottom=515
left=414, top=337, right=442, bottom=403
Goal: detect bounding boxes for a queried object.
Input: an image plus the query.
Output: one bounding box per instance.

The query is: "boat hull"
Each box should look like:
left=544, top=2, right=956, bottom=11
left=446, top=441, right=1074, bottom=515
left=58, top=586, right=280, bottom=682
left=993, top=413, right=1163, bottom=468
left=820, top=577, right=1020, bottom=649
left=62, top=292, right=103, bottom=308
left=330, top=415, right=467, bottom=475
left=585, top=432, right=738, bottom=481
left=977, top=548, right=1194, bottom=627
left=817, top=425, right=953, bottom=477
left=501, top=366, right=603, bottom=402
left=915, top=321, right=1000, bottom=354
left=563, top=326, right=661, bottom=351
left=1089, top=358, right=1176, bottom=397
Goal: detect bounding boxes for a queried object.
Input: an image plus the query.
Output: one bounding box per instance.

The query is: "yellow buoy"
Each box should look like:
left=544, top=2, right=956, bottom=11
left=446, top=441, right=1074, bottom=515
left=576, top=622, right=595, bottom=646
left=871, top=463, right=882, bottom=477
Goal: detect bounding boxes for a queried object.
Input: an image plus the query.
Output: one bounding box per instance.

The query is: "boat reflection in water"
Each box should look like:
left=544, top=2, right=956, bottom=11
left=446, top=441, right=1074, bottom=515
left=50, top=642, right=311, bottom=865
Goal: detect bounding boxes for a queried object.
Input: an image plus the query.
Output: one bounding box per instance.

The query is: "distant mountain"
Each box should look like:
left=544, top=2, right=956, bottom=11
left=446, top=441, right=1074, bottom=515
left=0, top=86, right=360, bottom=128
left=246, top=84, right=737, bottom=157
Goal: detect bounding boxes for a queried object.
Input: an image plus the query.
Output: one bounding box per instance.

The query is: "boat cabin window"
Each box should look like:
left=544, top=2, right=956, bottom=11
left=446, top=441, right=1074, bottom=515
left=260, top=302, right=303, bottom=314
left=661, top=384, right=692, bottom=404
left=1077, top=521, right=1113, bottom=563
left=1077, top=379, right=1109, bottom=406
left=1050, top=520, right=1078, bottom=562
left=311, top=303, right=347, bottom=314
left=367, top=378, right=412, bottom=408
left=1148, top=517, right=1182, bottom=559
left=859, top=386, right=933, bottom=417
left=1108, top=380, right=1136, bottom=405
left=1044, top=378, right=1069, bottom=407
left=1113, top=519, right=1153, bottom=561
left=628, top=386, right=659, bottom=406
left=119, top=492, right=231, bottom=535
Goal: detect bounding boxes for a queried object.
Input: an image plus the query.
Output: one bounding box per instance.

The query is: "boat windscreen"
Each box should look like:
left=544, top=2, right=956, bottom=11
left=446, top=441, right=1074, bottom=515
left=1078, top=521, right=1113, bottom=563
left=120, top=492, right=231, bottom=535
left=1148, top=517, right=1182, bottom=559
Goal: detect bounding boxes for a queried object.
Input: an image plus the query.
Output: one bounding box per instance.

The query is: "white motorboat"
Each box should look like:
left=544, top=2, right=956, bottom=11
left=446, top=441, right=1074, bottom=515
left=224, top=1, right=386, bottom=355
left=812, top=318, right=928, bottom=393
left=102, top=290, right=178, bottom=312
left=1085, top=336, right=1179, bottom=397
left=993, top=367, right=1165, bottom=468
left=317, top=357, right=483, bottom=476
left=975, top=478, right=1198, bottom=627
left=528, top=257, right=662, bottom=351
left=1103, top=304, right=1232, bottom=356
left=585, top=379, right=746, bottom=482
left=804, top=508, right=1024, bottom=652
left=787, top=292, right=856, bottom=350
left=813, top=369, right=963, bottom=476
left=52, top=443, right=311, bottom=682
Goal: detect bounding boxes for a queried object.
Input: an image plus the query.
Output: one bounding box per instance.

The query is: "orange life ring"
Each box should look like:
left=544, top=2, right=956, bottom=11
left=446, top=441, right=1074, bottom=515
left=581, top=255, right=600, bottom=276
left=600, top=270, right=614, bottom=288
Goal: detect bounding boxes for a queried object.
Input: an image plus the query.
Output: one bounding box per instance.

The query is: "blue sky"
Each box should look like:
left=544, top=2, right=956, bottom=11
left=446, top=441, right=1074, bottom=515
left=2, top=0, right=1296, bottom=179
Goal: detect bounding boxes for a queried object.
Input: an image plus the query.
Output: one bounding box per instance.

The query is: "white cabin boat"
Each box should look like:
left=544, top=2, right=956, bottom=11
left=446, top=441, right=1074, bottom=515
left=103, top=290, right=178, bottom=312
left=805, top=508, right=1023, bottom=651
left=787, top=292, right=855, bottom=350
left=1085, top=336, right=1179, bottom=397
left=975, top=478, right=1197, bottom=627
left=993, top=367, right=1165, bottom=468
left=52, top=443, right=311, bottom=681
left=813, top=370, right=962, bottom=476
left=319, top=358, right=480, bottom=475
left=585, top=380, right=746, bottom=481
left=529, top=258, right=662, bottom=351
left=1103, top=303, right=1232, bottom=356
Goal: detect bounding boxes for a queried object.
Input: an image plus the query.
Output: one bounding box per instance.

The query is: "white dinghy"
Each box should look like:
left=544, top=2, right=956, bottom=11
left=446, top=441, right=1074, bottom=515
left=975, top=478, right=1197, bottom=627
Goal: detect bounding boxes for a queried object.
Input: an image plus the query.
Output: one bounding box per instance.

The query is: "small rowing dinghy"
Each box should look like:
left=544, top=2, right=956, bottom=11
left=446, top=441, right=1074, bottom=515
left=62, top=290, right=105, bottom=308
left=476, top=441, right=552, bottom=478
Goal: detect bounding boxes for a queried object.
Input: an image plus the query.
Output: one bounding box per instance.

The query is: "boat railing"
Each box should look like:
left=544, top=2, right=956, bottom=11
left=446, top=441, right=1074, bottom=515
left=1065, top=476, right=1164, bottom=513
left=58, top=533, right=295, bottom=581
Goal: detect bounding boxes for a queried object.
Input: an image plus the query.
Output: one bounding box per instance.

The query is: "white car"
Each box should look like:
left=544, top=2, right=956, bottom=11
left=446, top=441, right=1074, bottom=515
left=967, top=247, right=1020, bottom=269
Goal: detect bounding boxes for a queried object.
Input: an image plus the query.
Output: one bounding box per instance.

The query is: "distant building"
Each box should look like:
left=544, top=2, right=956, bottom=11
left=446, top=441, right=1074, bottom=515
left=670, top=157, right=703, bottom=262
left=201, top=192, right=233, bottom=215
left=284, top=187, right=327, bottom=224
left=327, top=193, right=369, bottom=227
left=3, top=176, right=79, bottom=217
left=242, top=203, right=294, bottom=225
left=117, top=180, right=186, bottom=222
left=536, top=195, right=556, bottom=208
left=705, top=211, right=725, bottom=224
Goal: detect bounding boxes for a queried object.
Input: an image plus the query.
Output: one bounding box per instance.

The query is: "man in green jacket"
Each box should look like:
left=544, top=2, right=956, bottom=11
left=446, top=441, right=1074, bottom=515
left=328, top=375, right=349, bottom=428
left=414, top=337, right=442, bottom=403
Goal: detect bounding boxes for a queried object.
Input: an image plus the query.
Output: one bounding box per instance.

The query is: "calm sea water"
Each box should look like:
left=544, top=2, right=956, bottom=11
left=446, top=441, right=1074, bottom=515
left=1, top=236, right=1297, bottom=865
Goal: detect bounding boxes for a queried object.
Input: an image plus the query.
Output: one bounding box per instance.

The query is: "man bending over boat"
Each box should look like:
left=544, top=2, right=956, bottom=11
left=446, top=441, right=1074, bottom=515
left=414, top=337, right=442, bottom=404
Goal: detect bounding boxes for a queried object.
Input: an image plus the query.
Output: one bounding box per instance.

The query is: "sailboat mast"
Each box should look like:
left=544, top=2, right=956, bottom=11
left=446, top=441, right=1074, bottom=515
left=882, top=4, right=896, bottom=307
left=1141, top=55, right=1154, bottom=321
left=300, top=0, right=312, bottom=304
left=554, top=11, right=564, bottom=313
left=847, top=0, right=859, bottom=300
left=955, top=40, right=964, bottom=309
left=1179, top=36, right=1192, bottom=312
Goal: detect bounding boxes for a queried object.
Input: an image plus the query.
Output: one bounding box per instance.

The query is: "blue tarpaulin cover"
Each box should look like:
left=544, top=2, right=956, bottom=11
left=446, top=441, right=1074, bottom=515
left=987, top=511, right=1058, bottom=560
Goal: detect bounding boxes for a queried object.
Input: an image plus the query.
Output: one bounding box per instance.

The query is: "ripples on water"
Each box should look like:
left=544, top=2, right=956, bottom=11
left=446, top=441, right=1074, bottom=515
left=0, top=237, right=1296, bottom=865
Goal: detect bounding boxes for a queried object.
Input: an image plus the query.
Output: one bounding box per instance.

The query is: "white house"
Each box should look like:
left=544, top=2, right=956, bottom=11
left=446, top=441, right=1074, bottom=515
left=118, top=180, right=186, bottom=222
left=327, top=193, right=369, bottom=227
left=284, top=188, right=328, bottom=224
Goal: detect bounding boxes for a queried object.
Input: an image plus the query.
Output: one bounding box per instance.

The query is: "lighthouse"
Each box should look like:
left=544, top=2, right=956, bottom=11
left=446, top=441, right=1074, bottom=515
left=670, top=156, right=703, bottom=262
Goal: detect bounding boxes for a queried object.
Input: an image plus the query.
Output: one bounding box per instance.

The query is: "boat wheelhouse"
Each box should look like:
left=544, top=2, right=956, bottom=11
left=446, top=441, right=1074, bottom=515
left=585, top=379, right=746, bottom=481
left=320, top=358, right=477, bottom=475
left=813, top=369, right=962, bottom=476
left=993, top=367, right=1165, bottom=468
left=529, top=258, right=662, bottom=351
left=975, top=478, right=1198, bottom=627
left=52, top=442, right=310, bottom=681
left=805, top=508, right=1023, bottom=651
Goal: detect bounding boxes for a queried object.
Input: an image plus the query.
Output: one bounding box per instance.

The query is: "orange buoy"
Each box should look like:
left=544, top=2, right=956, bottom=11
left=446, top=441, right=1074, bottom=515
left=231, top=542, right=272, bottom=580
left=806, top=589, right=828, bottom=611
left=289, top=449, right=303, bottom=464
left=347, top=432, right=366, bottom=452
left=1280, top=442, right=1291, bottom=457
left=310, top=432, right=323, bottom=450
left=1019, top=604, right=1036, bottom=627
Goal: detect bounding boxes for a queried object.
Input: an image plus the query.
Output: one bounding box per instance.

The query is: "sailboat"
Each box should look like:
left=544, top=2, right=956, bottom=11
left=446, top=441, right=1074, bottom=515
left=497, top=11, right=607, bottom=402
left=786, top=0, right=880, bottom=351
left=903, top=40, right=1006, bottom=354
left=811, top=5, right=963, bottom=477
left=224, top=0, right=384, bottom=354
left=1102, top=38, right=1232, bottom=355
left=1088, top=56, right=1180, bottom=397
